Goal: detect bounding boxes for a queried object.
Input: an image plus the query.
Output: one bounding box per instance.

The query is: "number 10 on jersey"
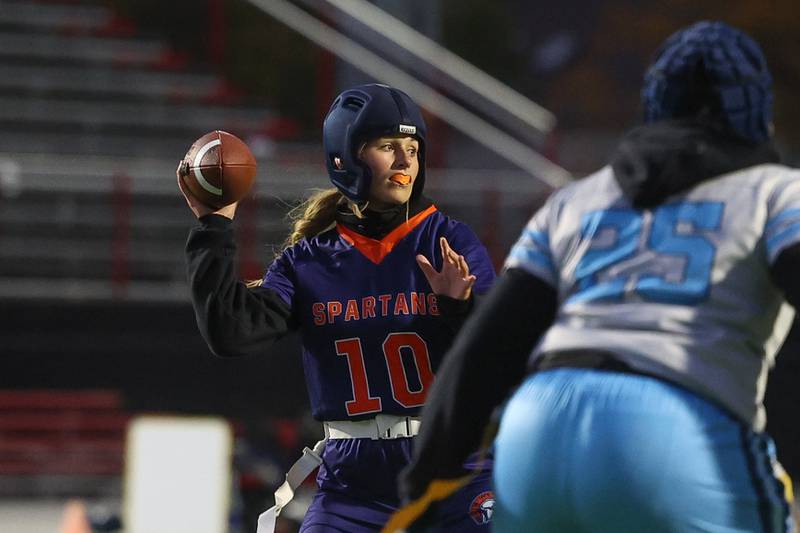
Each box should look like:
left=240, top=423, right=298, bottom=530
left=336, top=332, right=434, bottom=416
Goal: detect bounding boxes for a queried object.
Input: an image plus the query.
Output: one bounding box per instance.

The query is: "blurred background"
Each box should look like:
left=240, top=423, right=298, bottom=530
left=0, top=0, right=797, bottom=531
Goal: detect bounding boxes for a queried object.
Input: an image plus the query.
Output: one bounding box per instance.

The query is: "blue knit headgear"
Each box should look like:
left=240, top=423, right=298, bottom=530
left=642, top=21, right=772, bottom=143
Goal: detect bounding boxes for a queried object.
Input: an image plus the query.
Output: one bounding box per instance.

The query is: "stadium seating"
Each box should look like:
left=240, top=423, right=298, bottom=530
left=0, top=389, right=128, bottom=497
left=0, top=0, right=326, bottom=301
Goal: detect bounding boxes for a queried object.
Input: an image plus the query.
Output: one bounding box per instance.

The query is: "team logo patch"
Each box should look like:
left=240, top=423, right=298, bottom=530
left=398, top=124, right=416, bottom=134
left=468, top=491, right=495, bottom=525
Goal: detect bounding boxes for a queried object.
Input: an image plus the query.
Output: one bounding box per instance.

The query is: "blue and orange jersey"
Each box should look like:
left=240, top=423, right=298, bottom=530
left=262, top=206, right=495, bottom=421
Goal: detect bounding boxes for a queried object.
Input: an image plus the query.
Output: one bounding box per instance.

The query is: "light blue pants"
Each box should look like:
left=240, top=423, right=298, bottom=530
left=493, top=368, right=794, bottom=532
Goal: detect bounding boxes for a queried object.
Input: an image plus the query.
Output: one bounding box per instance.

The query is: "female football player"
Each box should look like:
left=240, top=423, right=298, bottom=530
left=397, top=21, right=798, bottom=533
left=179, top=84, right=495, bottom=532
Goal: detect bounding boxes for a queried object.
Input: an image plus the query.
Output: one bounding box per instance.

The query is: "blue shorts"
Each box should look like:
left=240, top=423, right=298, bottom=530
left=300, top=437, right=494, bottom=532
left=492, top=368, right=795, bottom=533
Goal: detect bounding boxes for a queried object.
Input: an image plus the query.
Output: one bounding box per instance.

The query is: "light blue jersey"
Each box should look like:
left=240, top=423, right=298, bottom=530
left=506, top=163, right=800, bottom=431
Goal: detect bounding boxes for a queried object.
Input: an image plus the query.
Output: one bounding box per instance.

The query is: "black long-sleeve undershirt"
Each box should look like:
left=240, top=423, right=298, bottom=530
left=771, top=242, right=800, bottom=310
left=185, top=214, right=294, bottom=357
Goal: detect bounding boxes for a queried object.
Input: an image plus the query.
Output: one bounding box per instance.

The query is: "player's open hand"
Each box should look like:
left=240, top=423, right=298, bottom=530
left=416, top=237, right=476, bottom=300
left=176, top=161, right=237, bottom=220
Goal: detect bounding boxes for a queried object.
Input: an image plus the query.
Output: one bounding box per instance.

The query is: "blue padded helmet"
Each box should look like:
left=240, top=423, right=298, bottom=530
left=642, top=21, right=772, bottom=143
left=323, top=84, right=427, bottom=202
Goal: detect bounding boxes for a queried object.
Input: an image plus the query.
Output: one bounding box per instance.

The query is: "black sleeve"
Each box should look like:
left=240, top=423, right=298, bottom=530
left=770, top=242, right=800, bottom=309
left=401, top=267, right=558, bottom=500
left=435, top=294, right=474, bottom=333
left=185, top=214, right=294, bottom=357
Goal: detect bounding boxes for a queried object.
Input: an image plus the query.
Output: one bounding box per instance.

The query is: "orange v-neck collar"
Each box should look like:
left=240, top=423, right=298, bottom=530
left=337, top=205, right=438, bottom=264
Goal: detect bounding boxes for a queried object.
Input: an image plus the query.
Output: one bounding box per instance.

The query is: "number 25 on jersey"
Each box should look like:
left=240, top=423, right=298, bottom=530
left=570, top=201, right=724, bottom=305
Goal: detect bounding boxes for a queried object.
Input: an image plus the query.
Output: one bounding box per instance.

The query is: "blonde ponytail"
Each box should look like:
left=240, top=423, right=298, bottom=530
left=282, top=188, right=367, bottom=250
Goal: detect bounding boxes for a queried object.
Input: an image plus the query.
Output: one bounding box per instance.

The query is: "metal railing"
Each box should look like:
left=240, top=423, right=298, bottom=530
left=246, top=0, right=572, bottom=188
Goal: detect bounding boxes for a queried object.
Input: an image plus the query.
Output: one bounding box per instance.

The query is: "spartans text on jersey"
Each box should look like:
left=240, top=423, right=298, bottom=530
left=312, top=292, right=440, bottom=325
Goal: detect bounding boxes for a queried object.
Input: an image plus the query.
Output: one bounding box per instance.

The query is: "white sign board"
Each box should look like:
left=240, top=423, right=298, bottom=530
left=124, top=416, right=233, bottom=533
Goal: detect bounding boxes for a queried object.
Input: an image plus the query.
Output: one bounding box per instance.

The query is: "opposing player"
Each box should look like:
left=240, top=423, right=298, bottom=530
left=395, top=21, right=798, bottom=532
left=179, top=83, right=496, bottom=532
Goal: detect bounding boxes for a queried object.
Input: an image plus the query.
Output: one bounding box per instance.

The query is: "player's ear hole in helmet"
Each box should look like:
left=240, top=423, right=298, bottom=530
left=323, top=84, right=427, bottom=203
left=641, top=20, right=773, bottom=143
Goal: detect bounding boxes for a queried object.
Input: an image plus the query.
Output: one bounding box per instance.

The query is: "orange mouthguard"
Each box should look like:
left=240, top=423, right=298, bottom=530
left=389, top=173, right=412, bottom=186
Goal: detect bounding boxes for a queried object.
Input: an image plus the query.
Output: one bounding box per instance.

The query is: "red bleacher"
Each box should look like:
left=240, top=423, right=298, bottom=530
left=0, top=390, right=129, bottom=479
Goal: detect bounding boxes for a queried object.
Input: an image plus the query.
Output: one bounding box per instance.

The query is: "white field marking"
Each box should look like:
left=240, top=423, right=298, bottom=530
left=193, top=138, right=223, bottom=196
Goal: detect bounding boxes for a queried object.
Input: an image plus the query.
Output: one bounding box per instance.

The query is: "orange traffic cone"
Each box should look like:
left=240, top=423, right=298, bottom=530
left=59, top=499, right=91, bottom=533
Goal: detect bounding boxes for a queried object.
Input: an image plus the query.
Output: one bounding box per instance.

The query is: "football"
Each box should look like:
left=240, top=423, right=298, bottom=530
left=178, top=130, right=257, bottom=209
